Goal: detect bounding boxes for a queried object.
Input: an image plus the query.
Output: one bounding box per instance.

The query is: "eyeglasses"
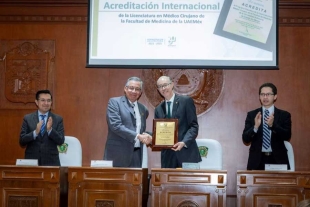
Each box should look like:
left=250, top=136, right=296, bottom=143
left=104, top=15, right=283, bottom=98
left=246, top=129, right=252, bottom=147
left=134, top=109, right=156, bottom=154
left=260, top=93, right=274, bottom=97
left=157, top=82, right=172, bottom=89
left=126, top=86, right=142, bottom=92
left=38, top=99, right=52, bottom=103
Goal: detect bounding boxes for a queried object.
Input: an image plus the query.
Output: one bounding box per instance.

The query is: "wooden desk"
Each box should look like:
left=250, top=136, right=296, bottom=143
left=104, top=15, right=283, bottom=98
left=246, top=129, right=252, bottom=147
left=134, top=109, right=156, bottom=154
left=237, top=171, right=310, bottom=207
left=68, top=167, right=146, bottom=207
left=151, top=169, right=227, bottom=207
left=0, top=165, right=61, bottom=207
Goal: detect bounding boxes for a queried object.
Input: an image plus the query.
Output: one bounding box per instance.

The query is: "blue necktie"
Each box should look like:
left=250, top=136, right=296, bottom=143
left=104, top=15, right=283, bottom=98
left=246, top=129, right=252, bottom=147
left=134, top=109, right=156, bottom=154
left=262, top=110, right=270, bottom=149
left=40, top=115, right=46, bottom=136
left=167, top=101, right=171, bottom=118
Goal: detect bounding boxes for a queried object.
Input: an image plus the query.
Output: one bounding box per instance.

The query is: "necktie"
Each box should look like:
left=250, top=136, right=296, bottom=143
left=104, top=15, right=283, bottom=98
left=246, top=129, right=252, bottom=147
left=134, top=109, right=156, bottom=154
left=262, top=110, right=271, bottom=149
left=132, top=103, right=141, bottom=148
left=132, top=103, right=136, bottom=119
left=167, top=101, right=171, bottom=118
left=40, top=115, right=46, bottom=136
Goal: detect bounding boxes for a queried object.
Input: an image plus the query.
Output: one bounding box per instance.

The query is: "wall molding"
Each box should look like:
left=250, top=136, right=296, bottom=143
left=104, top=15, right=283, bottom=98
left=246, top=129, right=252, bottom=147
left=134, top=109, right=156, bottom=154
left=0, top=0, right=87, bottom=6
left=0, top=0, right=309, bottom=7
left=280, top=1, right=310, bottom=9
left=279, top=17, right=310, bottom=26
left=0, top=15, right=87, bottom=22
left=0, top=1, right=309, bottom=25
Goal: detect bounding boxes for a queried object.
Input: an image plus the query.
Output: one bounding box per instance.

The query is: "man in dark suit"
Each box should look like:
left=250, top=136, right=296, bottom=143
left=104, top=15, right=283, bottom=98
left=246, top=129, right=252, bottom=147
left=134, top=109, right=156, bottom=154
left=242, top=83, right=292, bottom=170
left=104, top=77, right=151, bottom=167
left=20, top=90, right=65, bottom=166
left=155, top=76, right=201, bottom=168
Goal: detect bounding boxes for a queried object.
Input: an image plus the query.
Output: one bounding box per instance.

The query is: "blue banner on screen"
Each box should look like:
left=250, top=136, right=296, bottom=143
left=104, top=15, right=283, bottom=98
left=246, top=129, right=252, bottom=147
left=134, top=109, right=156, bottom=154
left=87, top=0, right=278, bottom=69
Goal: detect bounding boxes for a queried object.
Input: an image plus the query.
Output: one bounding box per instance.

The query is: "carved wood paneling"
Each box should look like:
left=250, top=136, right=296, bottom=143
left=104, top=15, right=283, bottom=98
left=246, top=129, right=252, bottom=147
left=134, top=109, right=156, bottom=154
left=237, top=171, right=310, bottom=207
left=279, top=17, right=310, bottom=26
left=0, top=0, right=88, bottom=5
left=68, top=167, right=145, bottom=207
left=8, top=196, right=38, bottom=207
left=0, top=1, right=310, bottom=205
left=0, top=16, right=87, bottom=22
left=0, top=40, right=55, bottom=109
left=142, top=69, right=224, bottom=116
left=0, top=166, right=60, bottom=207
left=95, top=200, right=114, bottom=207
left=151, top=169, right=227, bottom=207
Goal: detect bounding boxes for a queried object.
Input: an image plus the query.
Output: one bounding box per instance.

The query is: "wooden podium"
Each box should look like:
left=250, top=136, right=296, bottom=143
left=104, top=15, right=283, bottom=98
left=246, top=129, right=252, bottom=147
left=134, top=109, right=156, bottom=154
left=0, top=165, right=61, bottom=207
left=68, top=167, right=147, bottom=207
left=237, top=170, right=310, bottom=207
left=151, top=168, right=227, bottom=207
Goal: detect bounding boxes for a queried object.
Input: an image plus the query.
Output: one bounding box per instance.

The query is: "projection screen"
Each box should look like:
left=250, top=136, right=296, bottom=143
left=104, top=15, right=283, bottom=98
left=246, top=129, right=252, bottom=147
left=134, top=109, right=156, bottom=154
left=87, top=0, right=278, bottom=69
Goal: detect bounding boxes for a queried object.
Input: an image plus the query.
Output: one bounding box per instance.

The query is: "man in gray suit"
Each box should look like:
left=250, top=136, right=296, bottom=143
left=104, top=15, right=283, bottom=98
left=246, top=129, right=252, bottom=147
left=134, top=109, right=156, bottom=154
left=155, top=76, right=201, bottom=168
left=20, top=90, right=65, bottom=166
left=104, top=77, right=151, bottom=167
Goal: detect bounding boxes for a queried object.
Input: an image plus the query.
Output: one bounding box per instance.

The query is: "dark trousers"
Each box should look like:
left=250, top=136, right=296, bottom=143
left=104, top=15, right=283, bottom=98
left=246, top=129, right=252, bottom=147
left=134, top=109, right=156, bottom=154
left=257, top=152, right=277, bottom=170
left=129, top=147, right=142, bottom=168
left=161, top=149, right=182, bottom=168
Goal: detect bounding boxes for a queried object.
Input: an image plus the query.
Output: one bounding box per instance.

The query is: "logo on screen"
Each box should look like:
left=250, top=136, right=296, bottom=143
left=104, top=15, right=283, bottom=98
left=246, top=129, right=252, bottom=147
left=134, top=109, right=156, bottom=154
left=145, top=38, right=165, bottom=46
left=168, top=36, right=176, bottom=46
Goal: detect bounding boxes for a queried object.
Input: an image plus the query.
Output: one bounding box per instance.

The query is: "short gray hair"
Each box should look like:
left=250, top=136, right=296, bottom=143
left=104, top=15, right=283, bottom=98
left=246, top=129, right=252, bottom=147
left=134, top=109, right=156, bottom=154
left=125, top=77, right=143, bottom=89
left=157, top=76, right=172, bottom=84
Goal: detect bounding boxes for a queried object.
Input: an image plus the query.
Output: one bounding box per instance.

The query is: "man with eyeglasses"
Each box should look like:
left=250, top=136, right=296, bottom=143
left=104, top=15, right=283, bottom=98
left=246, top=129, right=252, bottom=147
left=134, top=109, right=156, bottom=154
left=242, top=83, right=292, bottom=170
left=104, top=77, right=151, bottom=168
left=154, top=76, right=201, bottom=168
left=19, top=90, right=65, bottom=166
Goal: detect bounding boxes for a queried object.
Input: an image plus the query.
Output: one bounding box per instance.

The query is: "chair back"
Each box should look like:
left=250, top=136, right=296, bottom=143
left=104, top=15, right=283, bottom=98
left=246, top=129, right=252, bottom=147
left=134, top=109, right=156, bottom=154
left=58, top=136, right=82, bottom=166
left=284, top=141, right=295, bottom=171
left=196, top=139, right=223, bottom=170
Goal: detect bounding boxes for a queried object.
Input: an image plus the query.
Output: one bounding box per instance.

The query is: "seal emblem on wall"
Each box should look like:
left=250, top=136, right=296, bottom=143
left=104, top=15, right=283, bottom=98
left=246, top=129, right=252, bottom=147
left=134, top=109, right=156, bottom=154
left=142, top=69, right=224, bottom=116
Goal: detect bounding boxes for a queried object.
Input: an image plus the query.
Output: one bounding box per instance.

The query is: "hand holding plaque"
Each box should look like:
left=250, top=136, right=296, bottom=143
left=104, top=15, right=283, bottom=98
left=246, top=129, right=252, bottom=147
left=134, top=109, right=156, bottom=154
left=171, top=141, right=185, bottom=152
left=152, top=119, right=178, bottom=151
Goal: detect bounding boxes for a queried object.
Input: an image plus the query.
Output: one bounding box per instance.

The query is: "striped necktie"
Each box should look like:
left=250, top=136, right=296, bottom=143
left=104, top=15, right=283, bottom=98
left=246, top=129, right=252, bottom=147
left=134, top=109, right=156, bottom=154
left=262, top=110, right=271, bottom=149
left=40, top=115, right=46, bottom=136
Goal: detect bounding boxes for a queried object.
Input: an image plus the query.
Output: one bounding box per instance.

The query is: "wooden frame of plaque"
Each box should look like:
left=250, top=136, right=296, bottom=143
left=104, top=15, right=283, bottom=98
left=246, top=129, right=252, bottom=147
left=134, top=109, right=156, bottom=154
left=152, top=119, right=178, bottom=151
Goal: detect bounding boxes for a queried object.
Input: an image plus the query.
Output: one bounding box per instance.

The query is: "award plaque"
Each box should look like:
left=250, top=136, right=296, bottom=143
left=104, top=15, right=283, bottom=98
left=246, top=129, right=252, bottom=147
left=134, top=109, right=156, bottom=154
left=152, top=119, right=178, bottom=151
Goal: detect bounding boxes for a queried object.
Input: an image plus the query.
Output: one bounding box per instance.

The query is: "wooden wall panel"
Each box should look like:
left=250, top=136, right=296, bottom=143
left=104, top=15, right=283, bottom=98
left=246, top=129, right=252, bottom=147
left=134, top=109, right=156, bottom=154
left=0, top=1, right=310, bottom=204
left=151, top=169, right=227, bottom=207
left=0, top=166, right=61, bottom=207
left=237, top=171, right=310, bottom=207
left=68, top=167, right=145, bottom=207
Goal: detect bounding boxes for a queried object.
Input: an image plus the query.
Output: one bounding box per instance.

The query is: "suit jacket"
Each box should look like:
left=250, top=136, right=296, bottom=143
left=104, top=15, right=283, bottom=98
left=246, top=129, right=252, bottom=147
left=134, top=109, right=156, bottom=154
left=104, top=96, right=149, bottom=167
left=154, top=94, right=201, bottom=165
left=242, top=107, right=292, bottom=170
left=19, top=111, right=65, bottom=166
